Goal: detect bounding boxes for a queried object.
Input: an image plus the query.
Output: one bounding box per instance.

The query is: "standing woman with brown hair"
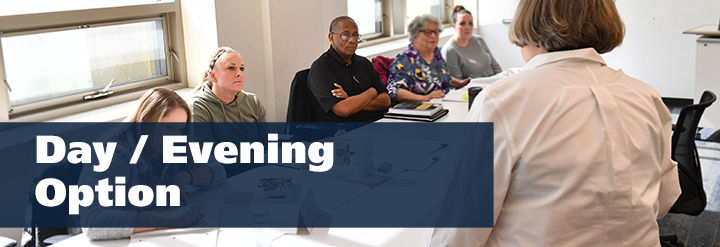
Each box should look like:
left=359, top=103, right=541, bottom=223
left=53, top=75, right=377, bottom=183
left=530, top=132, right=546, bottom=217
left=441, top=5, right=502, bottom=80
left=429, top=0, right=680, bottom=246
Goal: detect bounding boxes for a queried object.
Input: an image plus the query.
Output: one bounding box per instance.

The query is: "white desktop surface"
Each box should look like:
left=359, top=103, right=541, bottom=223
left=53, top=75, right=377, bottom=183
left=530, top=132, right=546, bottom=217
left=53, top=100, right=472, bottom=247
left=683, top=24, right=720, bottom=36
left=443, top=73, right=507, bottom=103
left=271, top=228, right=427, bottom=247
left=53, top=166, right=372, bottom=247
left=327, top=148, right=459, bottom=227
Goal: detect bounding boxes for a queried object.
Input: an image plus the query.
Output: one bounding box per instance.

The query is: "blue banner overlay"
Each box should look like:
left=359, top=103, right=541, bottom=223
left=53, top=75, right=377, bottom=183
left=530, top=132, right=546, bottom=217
left=0, top=122, right=492, bottom=228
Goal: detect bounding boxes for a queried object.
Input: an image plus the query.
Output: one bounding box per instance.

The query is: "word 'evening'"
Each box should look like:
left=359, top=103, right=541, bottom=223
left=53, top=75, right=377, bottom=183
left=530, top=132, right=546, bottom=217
left=164, top=134, right=333, bottom=172
left=36, top=133, right=334, bottom=173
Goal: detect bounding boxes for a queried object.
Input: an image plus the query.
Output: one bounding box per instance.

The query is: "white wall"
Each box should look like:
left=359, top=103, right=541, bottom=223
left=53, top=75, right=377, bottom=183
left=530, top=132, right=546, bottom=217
left=181, top=0, right=218, bottom=92
left=606, top=0, right=720, bottom=99
left=265, top=0, right=346, bottom=121
left=476, top=0, right=524, bottom=69
left=193, top=0, right=720, bottom=122
left=476, top=0, right=720, bottom=100
left=0, top=228, right=21, bottom=245
left=213, top=0, right=345, bottom=121
left=213, top=0, right=269, bottom=119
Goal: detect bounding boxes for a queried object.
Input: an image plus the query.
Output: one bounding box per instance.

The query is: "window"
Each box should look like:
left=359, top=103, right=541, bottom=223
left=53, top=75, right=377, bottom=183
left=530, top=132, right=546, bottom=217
left=348, top=0, right=453, bottom=42
left=0, top=0, right=186, bottom=121
left=348, top=0, right=382, bottom=37
left=406, top=0, right=448, bottom=24
left=0, top=0, right=175, bottom=16
left=3, top=19, right=168, bottom=106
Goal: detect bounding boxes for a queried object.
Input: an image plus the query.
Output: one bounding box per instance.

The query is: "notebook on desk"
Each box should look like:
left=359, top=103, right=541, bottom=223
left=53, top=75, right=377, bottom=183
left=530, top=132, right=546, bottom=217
left=129, top=228, right=218, bottom=247
left=384, top=109, right=449, bottom=122
left=387, top=102, right=443, bottom=116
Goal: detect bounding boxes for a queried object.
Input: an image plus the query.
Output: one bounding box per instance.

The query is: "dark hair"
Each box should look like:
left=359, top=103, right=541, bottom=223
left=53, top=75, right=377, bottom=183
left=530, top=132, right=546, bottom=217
left=508, top=0, right=625, bottom=54
left=452, top=5, right=472, bottom=24
left=329, top=16, right=357, bottom=33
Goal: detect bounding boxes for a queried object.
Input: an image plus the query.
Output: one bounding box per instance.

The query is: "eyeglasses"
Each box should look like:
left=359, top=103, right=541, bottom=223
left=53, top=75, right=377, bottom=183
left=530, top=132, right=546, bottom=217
left=332, top=32, right=362, bottom=41
left=419, top=29, right=440, bottom=36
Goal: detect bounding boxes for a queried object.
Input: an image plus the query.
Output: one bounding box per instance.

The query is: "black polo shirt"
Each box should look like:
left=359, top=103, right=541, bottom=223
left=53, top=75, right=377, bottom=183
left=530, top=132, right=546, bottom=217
left=307, top=46, right=388, bottom=122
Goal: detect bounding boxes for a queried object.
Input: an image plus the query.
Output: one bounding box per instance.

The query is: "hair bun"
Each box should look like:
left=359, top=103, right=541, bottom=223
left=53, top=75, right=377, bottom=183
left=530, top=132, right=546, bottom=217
left=453, top=5, right=466, bottom=14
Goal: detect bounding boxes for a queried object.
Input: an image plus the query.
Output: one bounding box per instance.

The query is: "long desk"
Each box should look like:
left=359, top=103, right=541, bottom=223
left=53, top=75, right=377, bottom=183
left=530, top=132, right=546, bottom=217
left=53, top=165, right=371, bottom=246
left=53, top=95, right=473, bottom=247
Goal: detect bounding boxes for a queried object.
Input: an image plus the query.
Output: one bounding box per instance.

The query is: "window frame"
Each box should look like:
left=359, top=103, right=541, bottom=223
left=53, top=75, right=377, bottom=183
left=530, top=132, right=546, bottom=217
left=355, top=0, right=454, bottom=46
left=0, top=1, right=187, bottom=122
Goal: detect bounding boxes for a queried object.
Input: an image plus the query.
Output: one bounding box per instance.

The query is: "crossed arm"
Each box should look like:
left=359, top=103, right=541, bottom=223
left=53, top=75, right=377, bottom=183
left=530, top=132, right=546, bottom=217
left=331, top=83, right=391, bottom=117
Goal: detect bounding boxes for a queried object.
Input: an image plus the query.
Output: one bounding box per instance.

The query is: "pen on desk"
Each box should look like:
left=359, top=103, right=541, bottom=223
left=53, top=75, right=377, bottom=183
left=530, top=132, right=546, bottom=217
left=215, top=228, right=220, bottom=247
left=428, top=143, right=449, bottom=155
left=422, top=156, right=441, bottom=172
left=215, top=208, right=221, bottom=246
left=431, top=156, right=440, bottom=165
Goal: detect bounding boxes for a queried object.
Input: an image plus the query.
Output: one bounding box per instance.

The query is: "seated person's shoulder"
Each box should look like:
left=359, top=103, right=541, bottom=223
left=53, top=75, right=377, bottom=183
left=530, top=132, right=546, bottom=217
left=356, top=54, right=372, bottom=64
left=242, top=91, right=264, bottom=106
left=188, top=96, right=213, bottom=122
left=308, top=62, right=336, bottom=89
left=393, top=51, right=413, bottom=64
left=309, top=57, right=332, bottom=76
left=309, top=51, right=332, bottom=69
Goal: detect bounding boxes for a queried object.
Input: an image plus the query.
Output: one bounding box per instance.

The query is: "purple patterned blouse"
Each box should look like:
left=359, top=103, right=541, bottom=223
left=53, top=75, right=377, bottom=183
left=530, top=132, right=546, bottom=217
left=386, top=44, right=452, bottom=102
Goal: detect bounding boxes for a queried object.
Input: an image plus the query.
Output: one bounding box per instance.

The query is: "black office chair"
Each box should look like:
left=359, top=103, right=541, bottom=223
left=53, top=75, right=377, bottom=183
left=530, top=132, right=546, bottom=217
left=707, top=129, right=720, bottom=143
left=660, top=90, right=716, bottom=247
left=285, top=69, right=328, bottom=141
left=22, top=161, right=84, bottom=247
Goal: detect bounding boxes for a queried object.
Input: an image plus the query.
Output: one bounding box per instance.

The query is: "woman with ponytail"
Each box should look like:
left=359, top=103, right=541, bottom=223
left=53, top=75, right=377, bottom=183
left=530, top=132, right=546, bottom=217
left=441, top=5, right=502, bottom=80
left=191, top=47, right=266, bottom=124
left=189, top=47, right=267, bottom=176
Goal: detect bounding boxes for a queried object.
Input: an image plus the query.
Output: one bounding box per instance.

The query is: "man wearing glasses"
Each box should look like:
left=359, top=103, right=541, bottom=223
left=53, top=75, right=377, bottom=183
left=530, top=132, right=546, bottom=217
left=308, top=16, right=391, bottom=122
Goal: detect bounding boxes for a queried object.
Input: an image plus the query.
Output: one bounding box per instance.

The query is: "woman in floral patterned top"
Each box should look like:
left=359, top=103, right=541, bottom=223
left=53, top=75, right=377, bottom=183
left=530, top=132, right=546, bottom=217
left=387, top=14, right=470, bottom=103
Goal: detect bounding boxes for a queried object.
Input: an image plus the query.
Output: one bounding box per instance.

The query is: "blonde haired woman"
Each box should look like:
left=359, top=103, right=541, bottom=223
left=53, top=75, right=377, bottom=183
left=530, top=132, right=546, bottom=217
left=190, top=47, right=267, bottom=176
left=80, top=87, right=226, bottom=240
left=430, top=0, right=680, bottom=245
left=191, top=47, right=266, bottom=123
left=125, top=87, right=192, bottom=123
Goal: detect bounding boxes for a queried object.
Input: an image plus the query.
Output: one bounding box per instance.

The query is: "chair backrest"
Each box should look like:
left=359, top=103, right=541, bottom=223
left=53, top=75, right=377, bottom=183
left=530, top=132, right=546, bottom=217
left=708, top=129, right=720, bottom=143
left=371, top=56, right=394, bottom=85
left=669, top=90, right=716, bottom=215
left=285, top=69, right=314, bottom=122
left=23, top=161, right=84, bottom=246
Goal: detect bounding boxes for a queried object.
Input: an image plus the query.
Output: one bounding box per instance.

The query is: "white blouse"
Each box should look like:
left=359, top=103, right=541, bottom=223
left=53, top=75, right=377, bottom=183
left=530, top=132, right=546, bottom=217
left=429, top=48, right=681, bottom=246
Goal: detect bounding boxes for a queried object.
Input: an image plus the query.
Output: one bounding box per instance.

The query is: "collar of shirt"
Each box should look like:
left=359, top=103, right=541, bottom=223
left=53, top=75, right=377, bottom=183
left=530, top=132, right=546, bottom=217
left=327, top=45, right=357, bottom=66
left=523, top=47, right=606, bottom=71
left=403, top=44, right=444, bottom=63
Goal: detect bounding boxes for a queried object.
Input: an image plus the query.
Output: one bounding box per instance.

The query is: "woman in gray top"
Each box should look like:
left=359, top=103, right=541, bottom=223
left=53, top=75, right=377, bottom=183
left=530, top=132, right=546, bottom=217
left=441, top=5, right=502, bottom=79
